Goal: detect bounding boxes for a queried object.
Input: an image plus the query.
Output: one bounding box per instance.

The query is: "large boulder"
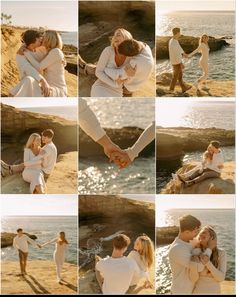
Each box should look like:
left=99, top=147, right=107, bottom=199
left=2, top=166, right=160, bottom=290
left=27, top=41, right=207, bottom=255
left=156, top=226, right=178, bottom=245
left=161, top=161, right=235, bottom=194
left=156, top=35, right=230, bottom=59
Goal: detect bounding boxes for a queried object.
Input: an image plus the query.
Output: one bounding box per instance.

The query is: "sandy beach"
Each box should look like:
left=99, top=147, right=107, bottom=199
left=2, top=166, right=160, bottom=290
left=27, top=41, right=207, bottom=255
left=1, top=26, right=77, bottom=97
left=1, top=260, right=78, bottom=295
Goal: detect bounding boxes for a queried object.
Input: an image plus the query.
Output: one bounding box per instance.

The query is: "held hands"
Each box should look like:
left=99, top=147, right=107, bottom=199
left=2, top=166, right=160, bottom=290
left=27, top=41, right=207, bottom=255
left=191, top=255, right=200, bottom=263
left=37, top=244, right=42, bottom=249
left=116, top=76, right=128, bottom=85
left=200, top=254, right=210, bottom=265
left=110, top=151, right=132, bottom=169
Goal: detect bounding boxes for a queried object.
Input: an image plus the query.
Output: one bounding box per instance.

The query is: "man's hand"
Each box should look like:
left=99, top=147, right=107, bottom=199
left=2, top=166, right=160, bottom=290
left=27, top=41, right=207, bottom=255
left=124, top=63, right=137, bottom=77
left=110, top=151, right=132, bottom=169
left=39, top=79, right=51, bottom=97
left=17, top=44, right=27, bottom=55
left=200, top=254, right=210, bottom=265
left=97, top=135, right=127, bottom=165
left=116, top=76, right=128, bottom=85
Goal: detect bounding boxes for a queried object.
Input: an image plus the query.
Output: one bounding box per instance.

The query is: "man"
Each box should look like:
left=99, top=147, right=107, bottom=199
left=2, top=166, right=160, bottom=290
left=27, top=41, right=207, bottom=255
left=180, top=141, right=224, bottom=187
left=13, top=228, right=41, bottom=276
left=1, top=129, right=57, bottom=180
left=79, top=98, right=130, bottom=167
left=168, top=27, right=191, bottom=93
left=95, top=234, right=147, bottom=294
left=169, top=215, right=215, bottom=294
left=10, top=29, right=51, bottom=97
left=117, top=39, right=154, bottom=96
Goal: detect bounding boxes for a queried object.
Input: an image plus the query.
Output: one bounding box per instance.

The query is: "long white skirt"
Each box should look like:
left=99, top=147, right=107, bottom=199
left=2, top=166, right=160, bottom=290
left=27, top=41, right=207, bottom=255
left=91, top=79, right=123, bottom=97
left=22, top=168, right=46, bottom=194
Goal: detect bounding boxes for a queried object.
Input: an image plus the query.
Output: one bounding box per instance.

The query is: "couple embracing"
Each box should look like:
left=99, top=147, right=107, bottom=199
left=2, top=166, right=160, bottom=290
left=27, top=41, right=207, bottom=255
left=95, top=234, right=154, bottom=294
left=10, top=29, right=67, bottom=97
left=169, top=215, right=226, bottom=294
left=1, top=129, right=57, bottom=194
left=80, top=28, right=154, bottom=97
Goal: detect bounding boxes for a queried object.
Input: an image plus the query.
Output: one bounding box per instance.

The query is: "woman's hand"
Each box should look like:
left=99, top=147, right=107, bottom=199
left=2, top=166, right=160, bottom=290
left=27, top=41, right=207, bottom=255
left=110, top=151, right=131, bottom=169
left=116, top=76, right=128, bottom=85
left=39, top=79, right=51, bottom=97
left=144, top=281, right=153, bottom=289
left=191, top=255, right=200, bottom=263
left=124, top=63, right=137, bottom=77
left=200, top=254, right=210, bottom=265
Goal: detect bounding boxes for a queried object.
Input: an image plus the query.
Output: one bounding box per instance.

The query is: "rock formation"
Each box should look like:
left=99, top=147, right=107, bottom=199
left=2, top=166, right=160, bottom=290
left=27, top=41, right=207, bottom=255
left=156, top=127, right=235, bottom=161
left=79, top=127, right=155, bottom=158
left=1, top=232, right=37, bottom=248
left=1, top=103, right=77, bottom=157
left=156, top=226, right=179, bottom=245
left=161, top=161, right=235, bottom=194
left=156, top=35, right=230, bottom=60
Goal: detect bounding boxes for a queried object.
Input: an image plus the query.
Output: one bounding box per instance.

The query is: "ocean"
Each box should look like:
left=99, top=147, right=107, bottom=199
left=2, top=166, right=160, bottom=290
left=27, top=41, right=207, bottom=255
left=20, top=106, right=78, bottom=121
left=61, top=31, right=78, bottom=47
left=1, top=216, right=78, bottom=265
left=156, top=12, right=235, bottom=81
left=79, top=99, right=155, bottom=194
left=156, top=209, right=235, bottom=294
left=156, top=100, right=235, bottom=193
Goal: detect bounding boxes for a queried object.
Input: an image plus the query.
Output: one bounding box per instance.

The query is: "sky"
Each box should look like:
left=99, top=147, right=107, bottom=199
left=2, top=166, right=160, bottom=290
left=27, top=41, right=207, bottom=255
left=1, top=195, right=78, bottom=216
left=1, top=0, right=78, bottom=32
left=156, top=0, right=235, bottom=12
left=1, top=98, right=78, bottom=108
left=156, top=195, right=235, bottom=211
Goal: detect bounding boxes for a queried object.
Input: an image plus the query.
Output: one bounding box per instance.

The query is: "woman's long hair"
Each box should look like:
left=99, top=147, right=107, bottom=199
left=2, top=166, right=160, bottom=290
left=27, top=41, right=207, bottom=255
left=136, top=235, right=154, bottom=269
left=199, top=34, right=209, bottom=46
left=25, top=133, right=41, bottom=149
left=58, top=231, right=69, bottom=245
left=111, top=28, right=133, bottom=47
left=202, top=226, right=219, bottom=268
left=43, top=30, right=63, bottom=51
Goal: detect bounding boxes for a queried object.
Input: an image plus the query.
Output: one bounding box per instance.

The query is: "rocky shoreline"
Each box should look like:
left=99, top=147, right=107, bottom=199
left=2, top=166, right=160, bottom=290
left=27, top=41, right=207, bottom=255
left=156, top=35, right=230, bottom=60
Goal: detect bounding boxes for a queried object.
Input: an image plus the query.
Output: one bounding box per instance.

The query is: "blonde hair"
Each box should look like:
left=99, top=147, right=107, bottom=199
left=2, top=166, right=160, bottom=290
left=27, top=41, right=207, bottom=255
left=199, top=34, right=209, bottom=46
left=58, top=231, right=69, bottom=245
left=136, top=235, right=154, bottom=269
left=201, top=226, right=219, bottom=268
left=43, top=30, right=63, bottom=50
left=111, top=28, right=133, bottom=47
left=25, top=133, right=41, bottom=149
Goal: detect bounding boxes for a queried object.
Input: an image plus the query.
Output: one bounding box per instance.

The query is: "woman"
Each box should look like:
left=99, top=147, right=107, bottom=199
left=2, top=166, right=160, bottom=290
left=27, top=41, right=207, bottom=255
left=12, top=30, right=67, bottom=97
left=189, top=226, right=227, bottom=294
left=189, top=34, right=210, bottom=91
left=22, top=133, right=46, bottom=194
left=89, top=28, right=134, bottom=97
left=41, top=232, right=69, bottom=283
left=128, top=234, right=154, bottom=288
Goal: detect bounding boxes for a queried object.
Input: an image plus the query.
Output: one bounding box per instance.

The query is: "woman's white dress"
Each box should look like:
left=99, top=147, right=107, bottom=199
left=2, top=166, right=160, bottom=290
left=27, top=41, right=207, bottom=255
left=12, top=48, right=67, bottom=97
left=91, top=46, right=129, bottom=97
left=41, top=238, right=68, bottom=281
left=22, top=148, right=45, bottom=194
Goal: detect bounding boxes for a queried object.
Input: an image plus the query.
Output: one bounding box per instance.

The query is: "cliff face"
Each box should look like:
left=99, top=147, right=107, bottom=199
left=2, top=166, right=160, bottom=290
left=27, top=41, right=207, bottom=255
left=79, top=195, right=155, bottom=227
left=156, top=35, right=230, bottom=60
left=1, top=103, right=77, bottom=158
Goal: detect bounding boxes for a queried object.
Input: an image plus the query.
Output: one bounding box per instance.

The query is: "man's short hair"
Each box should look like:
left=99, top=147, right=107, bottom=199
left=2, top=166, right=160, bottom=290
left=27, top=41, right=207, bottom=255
left=112, top=234, right=130, bottom=250
left=172, top=27, right=180, bottom=36
left=21, top=30, right=42, bottom=46
left=210, top=141, right=220, bottom=149
left=179, top=215, right=201, bottom=232
left=17, top=228, right=23, bottom=233
left=42, top=129, right=54, bottom=139
left=118, top=39, right=142, bottom=57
